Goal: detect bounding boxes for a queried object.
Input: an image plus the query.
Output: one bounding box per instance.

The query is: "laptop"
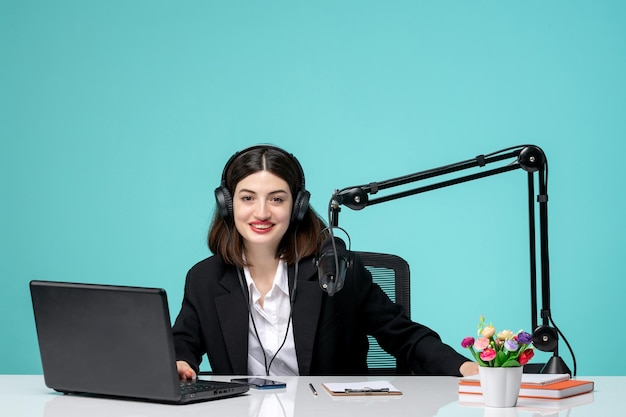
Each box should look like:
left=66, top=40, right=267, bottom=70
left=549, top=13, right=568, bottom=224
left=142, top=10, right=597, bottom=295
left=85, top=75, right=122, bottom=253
left=29, top=280, right=249, bottom=404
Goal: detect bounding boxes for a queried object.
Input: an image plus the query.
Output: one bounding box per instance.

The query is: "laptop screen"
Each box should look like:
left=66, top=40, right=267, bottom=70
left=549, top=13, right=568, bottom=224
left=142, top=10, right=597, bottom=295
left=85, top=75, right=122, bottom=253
left=31, top=280, right=250, bottom=403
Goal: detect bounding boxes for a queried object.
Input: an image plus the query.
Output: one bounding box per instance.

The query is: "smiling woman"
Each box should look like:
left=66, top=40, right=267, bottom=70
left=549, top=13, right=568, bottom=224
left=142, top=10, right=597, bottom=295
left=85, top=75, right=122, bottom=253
left=171, top=144, right=478, bottom=380
left=232, top=170, right=294, bottom=254
left=211, top=145, right=317, bottom=267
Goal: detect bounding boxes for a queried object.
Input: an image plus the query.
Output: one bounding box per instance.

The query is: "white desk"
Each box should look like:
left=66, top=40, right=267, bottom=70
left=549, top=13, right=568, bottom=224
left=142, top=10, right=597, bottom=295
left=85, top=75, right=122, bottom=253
left=0, top=375, right=619, bottom=417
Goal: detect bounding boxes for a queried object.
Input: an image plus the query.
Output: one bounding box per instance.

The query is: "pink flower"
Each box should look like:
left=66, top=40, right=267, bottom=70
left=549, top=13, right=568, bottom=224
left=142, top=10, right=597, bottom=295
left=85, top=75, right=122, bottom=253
left=461, top=337, right=475, bottom=348
left=474, top=337, right=490, bottom=351
left=519, top=348, right=535, bottom=365
left=480, top=347, right=497, bottom=362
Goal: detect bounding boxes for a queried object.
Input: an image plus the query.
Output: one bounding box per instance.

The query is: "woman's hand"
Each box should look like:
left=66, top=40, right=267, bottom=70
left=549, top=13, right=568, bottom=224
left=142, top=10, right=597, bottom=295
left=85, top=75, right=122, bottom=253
left=176, top=360, right=197, bottom=381
left=459, top=361, right=479, bottom=376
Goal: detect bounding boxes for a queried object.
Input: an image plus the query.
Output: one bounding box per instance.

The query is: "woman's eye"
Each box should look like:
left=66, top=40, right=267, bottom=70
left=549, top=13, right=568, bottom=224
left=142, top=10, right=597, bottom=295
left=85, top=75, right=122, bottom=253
left=241, top=196, right=253, bottom=202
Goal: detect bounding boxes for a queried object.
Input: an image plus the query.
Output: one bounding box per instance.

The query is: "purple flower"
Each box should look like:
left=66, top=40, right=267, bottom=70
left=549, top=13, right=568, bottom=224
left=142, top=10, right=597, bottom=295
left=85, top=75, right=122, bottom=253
left=461, top=337, right=475, bottom=348
left=517, top=331, right=532, bottom=344
left=504, top=339, right=519, bottom=351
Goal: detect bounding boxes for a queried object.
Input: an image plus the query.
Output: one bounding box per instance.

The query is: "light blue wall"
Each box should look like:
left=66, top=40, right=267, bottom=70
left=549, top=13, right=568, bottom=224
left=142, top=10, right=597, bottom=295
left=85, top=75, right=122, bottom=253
left=2, top=1, right=624, bottom=376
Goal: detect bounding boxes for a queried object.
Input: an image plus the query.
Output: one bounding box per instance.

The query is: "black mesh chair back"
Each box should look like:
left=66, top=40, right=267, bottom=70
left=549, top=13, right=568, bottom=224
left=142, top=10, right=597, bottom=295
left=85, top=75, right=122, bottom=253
left=356, top=251, right=412, bottom=375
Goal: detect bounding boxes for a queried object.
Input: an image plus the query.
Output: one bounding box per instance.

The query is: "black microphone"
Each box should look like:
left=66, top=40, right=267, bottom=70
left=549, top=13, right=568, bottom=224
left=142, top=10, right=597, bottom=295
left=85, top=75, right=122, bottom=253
left=316, top=237, right=351, bottom=296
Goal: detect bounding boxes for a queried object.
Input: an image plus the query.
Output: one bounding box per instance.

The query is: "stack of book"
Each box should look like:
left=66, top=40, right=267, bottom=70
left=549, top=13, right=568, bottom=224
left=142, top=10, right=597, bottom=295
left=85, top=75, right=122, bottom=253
left=458, top=373, right=594, bottom=410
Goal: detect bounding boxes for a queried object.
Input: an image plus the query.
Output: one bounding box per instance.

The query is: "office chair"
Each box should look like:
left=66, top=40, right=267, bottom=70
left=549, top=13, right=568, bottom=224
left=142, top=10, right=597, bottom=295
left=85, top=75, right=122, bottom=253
left=355, top=251, right=413, bottom=375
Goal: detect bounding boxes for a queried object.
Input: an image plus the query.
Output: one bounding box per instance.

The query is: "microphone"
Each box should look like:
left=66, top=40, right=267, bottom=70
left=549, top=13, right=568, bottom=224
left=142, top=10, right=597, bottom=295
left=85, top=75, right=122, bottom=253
left=316, top=236, right=351, bottom=296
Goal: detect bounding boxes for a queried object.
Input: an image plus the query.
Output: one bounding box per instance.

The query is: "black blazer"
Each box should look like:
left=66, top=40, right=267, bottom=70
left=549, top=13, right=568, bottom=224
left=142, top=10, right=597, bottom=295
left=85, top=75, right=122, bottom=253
left=172, top=253, right=468, bottom=376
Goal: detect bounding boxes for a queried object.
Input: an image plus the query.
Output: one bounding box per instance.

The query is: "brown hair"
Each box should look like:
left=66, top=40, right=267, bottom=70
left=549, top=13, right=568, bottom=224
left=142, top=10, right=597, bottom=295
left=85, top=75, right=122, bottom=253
left=208, top=146, right=327, bottom=267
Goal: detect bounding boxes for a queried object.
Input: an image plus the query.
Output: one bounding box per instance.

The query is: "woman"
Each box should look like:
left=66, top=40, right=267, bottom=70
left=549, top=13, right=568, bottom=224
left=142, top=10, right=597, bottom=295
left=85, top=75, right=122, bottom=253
left=173, top=145, right=478, bottom=379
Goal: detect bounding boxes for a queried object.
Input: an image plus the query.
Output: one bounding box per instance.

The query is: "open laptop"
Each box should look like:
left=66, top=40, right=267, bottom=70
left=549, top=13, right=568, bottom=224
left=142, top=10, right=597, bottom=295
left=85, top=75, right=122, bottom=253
left=29, top=280, right=249, bottom=404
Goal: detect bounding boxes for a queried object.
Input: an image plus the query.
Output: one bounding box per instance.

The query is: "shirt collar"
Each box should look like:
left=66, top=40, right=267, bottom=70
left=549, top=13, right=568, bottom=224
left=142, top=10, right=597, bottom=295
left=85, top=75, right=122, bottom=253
left=243, top=260, right=289, bottom=302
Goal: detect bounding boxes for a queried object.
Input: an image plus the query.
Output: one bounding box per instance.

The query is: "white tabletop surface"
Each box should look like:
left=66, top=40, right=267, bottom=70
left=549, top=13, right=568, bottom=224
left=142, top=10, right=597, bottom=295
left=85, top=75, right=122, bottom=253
left=0, top=375, right=619, bottom=417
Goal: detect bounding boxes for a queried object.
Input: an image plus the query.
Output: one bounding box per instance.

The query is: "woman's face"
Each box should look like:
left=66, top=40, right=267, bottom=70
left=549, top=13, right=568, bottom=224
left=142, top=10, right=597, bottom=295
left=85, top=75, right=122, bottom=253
left=232, top=170, right=293, bottom=252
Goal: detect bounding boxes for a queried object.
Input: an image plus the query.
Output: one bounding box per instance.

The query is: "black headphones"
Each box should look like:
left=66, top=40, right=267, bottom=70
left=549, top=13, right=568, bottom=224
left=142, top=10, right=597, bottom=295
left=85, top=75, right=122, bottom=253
left=214, top=145, right=311, bottom=225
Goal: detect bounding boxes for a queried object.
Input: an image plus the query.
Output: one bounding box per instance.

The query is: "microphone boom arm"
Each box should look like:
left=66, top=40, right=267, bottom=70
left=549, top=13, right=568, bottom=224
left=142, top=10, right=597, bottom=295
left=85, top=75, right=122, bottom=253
left=330, top=145, right=572, bottom=375
left=336, top=162, right=520, bottom=210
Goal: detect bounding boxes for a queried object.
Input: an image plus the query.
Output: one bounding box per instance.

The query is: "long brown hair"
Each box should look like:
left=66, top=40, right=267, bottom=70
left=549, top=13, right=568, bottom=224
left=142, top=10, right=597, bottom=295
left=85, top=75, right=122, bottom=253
left=208, top=145, right=327, bottom=267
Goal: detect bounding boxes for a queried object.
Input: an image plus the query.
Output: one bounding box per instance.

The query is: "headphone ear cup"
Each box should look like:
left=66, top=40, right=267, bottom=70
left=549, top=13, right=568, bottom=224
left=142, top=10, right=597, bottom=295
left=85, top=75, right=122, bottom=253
left=214, top=185, right=233, bottom=221
left=291, top=190, right=310, bottom=224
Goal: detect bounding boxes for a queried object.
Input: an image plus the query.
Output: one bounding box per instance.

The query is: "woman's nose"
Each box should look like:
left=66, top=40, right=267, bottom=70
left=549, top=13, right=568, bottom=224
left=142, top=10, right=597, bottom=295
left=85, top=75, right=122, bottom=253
left=253, top=200, right=270, bottom=219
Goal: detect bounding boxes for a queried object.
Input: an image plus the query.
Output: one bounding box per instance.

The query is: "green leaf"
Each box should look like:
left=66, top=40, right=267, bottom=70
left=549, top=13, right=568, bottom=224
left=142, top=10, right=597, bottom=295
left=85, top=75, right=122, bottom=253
left=495, top=350, right=507, bottom=367
left=502, top=359, right=521, bottom=368
left=468, top=347, right=488, bottom=366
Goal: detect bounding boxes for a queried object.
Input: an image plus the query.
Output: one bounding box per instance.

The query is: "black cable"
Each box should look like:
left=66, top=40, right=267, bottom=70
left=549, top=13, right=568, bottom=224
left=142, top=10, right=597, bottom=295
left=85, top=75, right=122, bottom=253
left=408, top=144, right=527, bottom=180
left=233, top=223, right=299, bottom=376
left=484, top=144, right=529, bottom=158
left=339, top=145, right=528, bottom=199
left=221, top=219, right=273, bottom=375
left=544, top=159, right=577, bottom=376
left=540, top=156, right=575, bottom=375
left=236, top=266, right=271, bottom=374
left=549, top=315, right=577, bottom=376
left=326, top=196, right=339, bottom=278
left=266, top=227, right=299, bottom=374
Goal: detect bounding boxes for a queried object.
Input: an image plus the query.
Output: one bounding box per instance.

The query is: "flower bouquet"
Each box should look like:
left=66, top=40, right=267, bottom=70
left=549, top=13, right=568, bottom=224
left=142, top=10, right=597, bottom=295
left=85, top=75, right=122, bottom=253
left=460, top=316, right=535, bottom=407
left=461, top=316, right=534, bottom=367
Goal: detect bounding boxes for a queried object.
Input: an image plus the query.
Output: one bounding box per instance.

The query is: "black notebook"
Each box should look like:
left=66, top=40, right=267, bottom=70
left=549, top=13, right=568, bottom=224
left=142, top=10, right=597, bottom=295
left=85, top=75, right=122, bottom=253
left=30, top=280, right=249, bottom=404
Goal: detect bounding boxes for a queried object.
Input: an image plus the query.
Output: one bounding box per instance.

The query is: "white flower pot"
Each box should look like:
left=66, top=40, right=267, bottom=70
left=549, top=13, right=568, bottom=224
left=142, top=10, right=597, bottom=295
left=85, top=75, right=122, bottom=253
left=478, top=366, right=524, bottom=407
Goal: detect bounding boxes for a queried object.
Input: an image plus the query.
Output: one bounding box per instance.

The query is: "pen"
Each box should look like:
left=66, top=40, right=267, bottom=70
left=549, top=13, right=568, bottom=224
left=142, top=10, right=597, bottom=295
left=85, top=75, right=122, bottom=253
left=309, top=383, right=318, bottom=396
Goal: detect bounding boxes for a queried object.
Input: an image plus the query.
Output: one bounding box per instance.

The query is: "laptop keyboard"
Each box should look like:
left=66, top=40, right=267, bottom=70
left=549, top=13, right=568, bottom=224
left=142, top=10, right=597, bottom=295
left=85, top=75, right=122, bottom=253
left=180, top=380, right=241, bottom=395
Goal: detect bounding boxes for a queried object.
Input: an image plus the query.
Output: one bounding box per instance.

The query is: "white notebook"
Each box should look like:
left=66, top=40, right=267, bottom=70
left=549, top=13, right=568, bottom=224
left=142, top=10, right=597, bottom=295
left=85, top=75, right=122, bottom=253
left=460, top=372, right=570, bottom=386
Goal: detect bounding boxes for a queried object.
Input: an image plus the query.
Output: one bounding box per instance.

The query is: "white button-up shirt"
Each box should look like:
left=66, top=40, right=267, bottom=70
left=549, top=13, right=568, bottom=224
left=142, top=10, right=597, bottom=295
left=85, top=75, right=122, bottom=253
left=244, top=260, right=299, bottom=376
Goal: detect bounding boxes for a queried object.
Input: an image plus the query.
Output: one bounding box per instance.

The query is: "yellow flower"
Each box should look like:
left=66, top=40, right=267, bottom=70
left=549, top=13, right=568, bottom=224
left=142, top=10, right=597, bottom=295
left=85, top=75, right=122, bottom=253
left=481, top=325, right=496, bottom=338
left=497, top=330, right=514, bottom=340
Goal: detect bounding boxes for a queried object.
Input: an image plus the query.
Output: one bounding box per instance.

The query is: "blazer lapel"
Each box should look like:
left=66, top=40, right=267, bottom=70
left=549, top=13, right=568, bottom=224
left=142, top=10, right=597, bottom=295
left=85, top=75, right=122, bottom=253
left=290, top=258, right=323, bottom=375
left=215, top=267, right=250, bottom=375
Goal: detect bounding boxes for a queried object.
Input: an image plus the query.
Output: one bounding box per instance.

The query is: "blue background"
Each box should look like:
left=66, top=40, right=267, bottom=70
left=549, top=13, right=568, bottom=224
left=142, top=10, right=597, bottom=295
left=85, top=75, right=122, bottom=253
left=2, top=1, right=624, bottom=376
